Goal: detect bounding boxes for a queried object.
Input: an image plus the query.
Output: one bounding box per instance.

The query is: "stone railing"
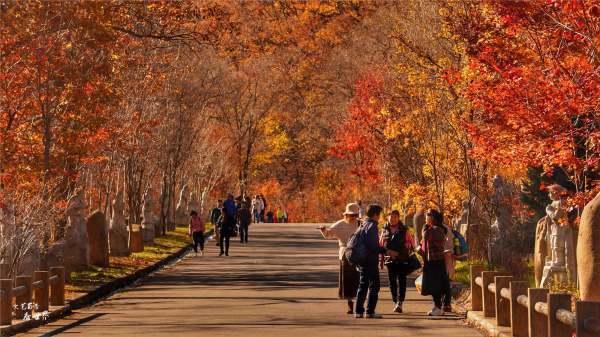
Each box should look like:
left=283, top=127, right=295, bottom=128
left=0, top=263, right=65, bottom=326
left=470, top=265, right=600, bottom=337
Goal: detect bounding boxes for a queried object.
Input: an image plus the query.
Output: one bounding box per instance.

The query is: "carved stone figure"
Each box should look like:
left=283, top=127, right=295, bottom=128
left=109, top=190, right=129, bottom=256
left=489, top=175, right=515, bottom=264
left=141, top=189, right=157, bottom=244
left=64, top=190, right=89, bottom=271
left=491, top=175, right=513, bottom=232
left=86, top=210, right=109, bottom=267
left=578, top=191, right=600, bottom=301
left=174, top=185, right=189, bottom=226
left=540, top=184, right=576, bottom=287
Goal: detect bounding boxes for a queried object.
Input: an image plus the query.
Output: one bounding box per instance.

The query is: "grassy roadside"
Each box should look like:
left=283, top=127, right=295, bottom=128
left=66, top=224, right=197, bottom=299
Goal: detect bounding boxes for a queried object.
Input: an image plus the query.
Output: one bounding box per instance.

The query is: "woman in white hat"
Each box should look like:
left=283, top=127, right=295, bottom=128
left=319, top=203, right=362, bottom=314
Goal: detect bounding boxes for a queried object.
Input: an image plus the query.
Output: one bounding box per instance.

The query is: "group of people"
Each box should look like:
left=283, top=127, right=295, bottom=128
left=320, top=202, right=454, bottom=318
left=188, top=193, right=259, bottom=257
left=187, top=192, right=292, bottom=257
left=250, top=194, right=289, bottom=223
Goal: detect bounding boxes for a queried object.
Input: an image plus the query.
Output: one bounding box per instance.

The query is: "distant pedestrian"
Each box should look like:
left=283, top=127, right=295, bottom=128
left=259, top=194, right=267, bottom=222
left=211, top=200, right=223, bottom=246
left=189, top=211, right=205, bottom=256
left=266, top=210, right=274, bottom=223
left=282, top=210, right=288, bottom=223
left=320, top=203, right=361, bottom=314
left=380, top=210, right=414, bottom=313
left=237, top=201, right=251, bottom=243
left=442, top=221, right=456, bottom=313
left=224, top=194, right=237, bottom=220
left=354, top=204, right=398, bottom=319
left=357, top=200, right=365, bottom=219
left=419, top=208, right=450, bottom=316
left=218, top=204, right=234, bottom=256
left=277, top=208, right=284, bottom=223
left=252, top=195, right=264, bottom=223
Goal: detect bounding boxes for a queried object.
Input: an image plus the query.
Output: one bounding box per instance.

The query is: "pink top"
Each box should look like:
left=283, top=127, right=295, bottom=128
left=189, top=216, right=205, bottom=234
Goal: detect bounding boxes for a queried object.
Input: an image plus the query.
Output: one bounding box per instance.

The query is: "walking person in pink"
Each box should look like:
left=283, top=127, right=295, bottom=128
left=189, top=210, right=205, bottom=256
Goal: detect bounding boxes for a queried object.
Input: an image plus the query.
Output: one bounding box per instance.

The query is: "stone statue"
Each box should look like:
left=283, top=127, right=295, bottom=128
left=141, top=189, right=157, bottom=244
left=578, top=191, right=600, bottom=301
left=540, top=184, right=576, bottom=287
left=491, top=175, right=513, bottom=232
left=86, top=210, right=109, bottom=267
left=174, top=185, right=189, bottom=225
left=109, top=190, right=129, bottom=256
left=489, top=175, right=514, bottom=264
left=64, top=190, right=89, bottom=271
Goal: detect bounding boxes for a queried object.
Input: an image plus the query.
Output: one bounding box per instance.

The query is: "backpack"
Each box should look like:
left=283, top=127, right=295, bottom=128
left=345, top=223, right=368, bottom=266
left=452, top=229, right=469, bottom=261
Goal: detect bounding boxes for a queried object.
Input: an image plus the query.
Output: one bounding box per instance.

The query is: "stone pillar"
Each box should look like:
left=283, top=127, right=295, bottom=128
left=109, top=190, right=129, bottom=256
left=578, top=191, right=600, bottom=301
left=129, top=224, right=144, bottom=253
left=141, top=189, right=157, bottom=244
left=64, top=190, right=89, bottom=272
left=86, top=211, right=109, bottom=267
left=534, top=216, right=549, bottom=287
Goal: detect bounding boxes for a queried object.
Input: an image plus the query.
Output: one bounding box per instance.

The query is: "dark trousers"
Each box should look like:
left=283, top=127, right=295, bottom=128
left=386, top=264, right=407, bottom=303
left=423, top=259, right=450, bottom=308
left=192, top=231, right=204, bottom=253
left=239, top=223, right=249, bottom=242
left=442, top=272, right=452, bottom=307
left=219, top=229, right=230, bottom=254
left=355, top=264, right=380, bottom=315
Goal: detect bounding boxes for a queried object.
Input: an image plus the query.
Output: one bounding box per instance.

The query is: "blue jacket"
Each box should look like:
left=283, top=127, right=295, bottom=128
left=362, top=219, right=386, bottom=266
left=223, top=199, right=237, bottom=218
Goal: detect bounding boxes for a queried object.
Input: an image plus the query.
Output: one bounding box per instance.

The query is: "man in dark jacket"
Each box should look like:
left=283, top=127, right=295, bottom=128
left=355, top=204, right=398, bottom=319
left=237, top=202, right=251, bottom=243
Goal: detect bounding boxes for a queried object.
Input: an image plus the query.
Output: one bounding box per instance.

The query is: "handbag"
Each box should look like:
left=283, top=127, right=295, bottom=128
left=405, top=253, right=422, bottom=275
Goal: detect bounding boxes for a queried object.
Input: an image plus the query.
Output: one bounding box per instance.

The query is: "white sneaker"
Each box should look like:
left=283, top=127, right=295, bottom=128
left=200, top=251, right=204, bottom=256
left=394, top=302, right=403, bottom=313
left=427, top=307, right=444, bottom=316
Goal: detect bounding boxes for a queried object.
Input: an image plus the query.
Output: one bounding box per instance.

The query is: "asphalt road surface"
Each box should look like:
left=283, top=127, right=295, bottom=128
left=20, top=223, right=481, bottom=337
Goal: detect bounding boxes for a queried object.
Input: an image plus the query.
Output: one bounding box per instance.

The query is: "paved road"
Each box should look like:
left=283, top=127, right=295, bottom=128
left=21, top=223, right=481, bottom=337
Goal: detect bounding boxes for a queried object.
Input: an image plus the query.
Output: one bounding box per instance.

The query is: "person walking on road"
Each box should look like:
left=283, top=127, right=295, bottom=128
left=419, top=208, right=450, bottom=316
left=189, top=211, right=205, bottom=256
left=380, top=210, right=414, bottom=313
left=224, top=194, right=237, bottom=221
left=238, top=201, right=252, bottom=243
left=211, top=200, right=222, bottom=246
left=259, top=194, right=267, bottom=222
left=219, top=204, right=234, bottom=256
left=251, top=195, right=263, bottom=223
left=319, top=203, right=362, bottom=314
left=355, top=204, right=398, bottom=319
left=442, top=221, right=456, bottom=313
